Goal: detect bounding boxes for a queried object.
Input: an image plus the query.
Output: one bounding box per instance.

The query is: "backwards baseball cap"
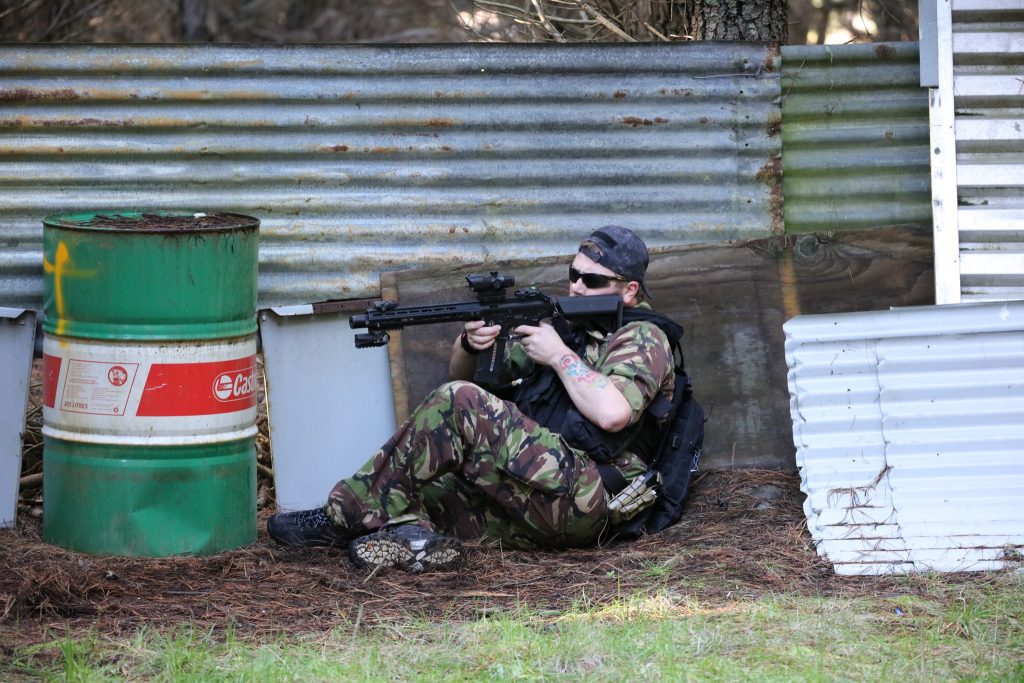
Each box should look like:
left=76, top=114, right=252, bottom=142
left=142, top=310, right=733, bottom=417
left=578, top=225, right=651, bottom=298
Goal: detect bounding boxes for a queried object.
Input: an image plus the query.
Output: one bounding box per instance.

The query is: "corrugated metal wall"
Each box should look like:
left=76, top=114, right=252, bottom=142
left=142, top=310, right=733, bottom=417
left=781, top=42, right=931, bottom=233
left=931, top=0, right=1024, bottom=304
left=0, top=43, right=781, bottom=310
left=786, top=301, right=1024, bottom=575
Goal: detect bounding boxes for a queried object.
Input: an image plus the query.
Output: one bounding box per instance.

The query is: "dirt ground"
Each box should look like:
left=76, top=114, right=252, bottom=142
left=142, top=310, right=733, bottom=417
left=1, top=468, right=1001, bottom=651
left=4, top=361, right=1007, bottom=650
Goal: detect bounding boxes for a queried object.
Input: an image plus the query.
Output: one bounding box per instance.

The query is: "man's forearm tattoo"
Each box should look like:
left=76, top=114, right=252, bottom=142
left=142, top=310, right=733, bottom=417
left=557, top=354, right=610, bottom=389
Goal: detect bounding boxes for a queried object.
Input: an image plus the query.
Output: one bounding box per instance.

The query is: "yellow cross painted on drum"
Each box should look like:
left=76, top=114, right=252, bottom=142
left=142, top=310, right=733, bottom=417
left=43, top=241, right=71, bottom=336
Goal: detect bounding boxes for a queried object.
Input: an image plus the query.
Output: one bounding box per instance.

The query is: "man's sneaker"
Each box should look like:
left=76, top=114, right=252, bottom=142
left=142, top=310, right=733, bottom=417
left=348, top=524, right=463, bottom=573
left=266, top=507, right=350, bottom=548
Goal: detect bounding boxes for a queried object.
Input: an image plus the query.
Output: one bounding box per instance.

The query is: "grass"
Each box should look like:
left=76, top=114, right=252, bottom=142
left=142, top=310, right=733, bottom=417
left=4, top=571, right=1023, bottom=682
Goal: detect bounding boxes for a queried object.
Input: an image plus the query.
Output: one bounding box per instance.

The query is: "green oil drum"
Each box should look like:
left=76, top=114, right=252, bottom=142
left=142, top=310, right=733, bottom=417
left=41, top=211, right=259, bottom=556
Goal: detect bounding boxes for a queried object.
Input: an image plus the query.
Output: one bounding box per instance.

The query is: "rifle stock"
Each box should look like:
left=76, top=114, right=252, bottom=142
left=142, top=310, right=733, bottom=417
left=349, top=272, right=622, bottom=386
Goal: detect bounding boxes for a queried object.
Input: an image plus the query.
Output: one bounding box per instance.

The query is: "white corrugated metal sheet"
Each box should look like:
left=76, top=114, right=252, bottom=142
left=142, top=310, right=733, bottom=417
left=785, top=301, right=1024, bottom=575
left=929, top=0, right=1024, bottom=304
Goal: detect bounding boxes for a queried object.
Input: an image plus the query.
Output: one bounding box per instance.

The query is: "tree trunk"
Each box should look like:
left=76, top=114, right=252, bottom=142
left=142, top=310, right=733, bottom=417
left=690, top=0, right=788, bottom=42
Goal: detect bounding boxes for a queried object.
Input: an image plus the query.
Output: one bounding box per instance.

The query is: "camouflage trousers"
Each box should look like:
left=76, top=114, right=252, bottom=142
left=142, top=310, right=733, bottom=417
left=326, top=380, right=609, bottom=549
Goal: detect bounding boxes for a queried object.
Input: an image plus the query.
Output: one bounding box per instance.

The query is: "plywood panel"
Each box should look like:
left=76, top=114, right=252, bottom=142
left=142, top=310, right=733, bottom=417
left=376, top=226, right=933, bottom=470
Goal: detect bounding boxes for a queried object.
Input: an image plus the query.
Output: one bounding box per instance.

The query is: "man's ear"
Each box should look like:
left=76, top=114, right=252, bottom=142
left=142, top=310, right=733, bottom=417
left=621, top=281, right=641, bottom=306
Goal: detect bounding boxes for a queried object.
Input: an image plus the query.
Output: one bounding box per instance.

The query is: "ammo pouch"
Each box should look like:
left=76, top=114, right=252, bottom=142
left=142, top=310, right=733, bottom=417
left=607, top=470, right=661, bottom=525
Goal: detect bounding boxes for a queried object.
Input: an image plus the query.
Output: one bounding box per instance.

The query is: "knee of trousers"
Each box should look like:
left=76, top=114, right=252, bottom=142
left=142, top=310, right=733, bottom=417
left=431, top=380, right=496, bottom=412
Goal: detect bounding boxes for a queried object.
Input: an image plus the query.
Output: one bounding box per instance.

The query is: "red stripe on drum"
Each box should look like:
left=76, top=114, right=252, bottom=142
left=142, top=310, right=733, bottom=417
left=43, top=353, right=62, bottom=409
left=135, top=355, right=257, bottom=417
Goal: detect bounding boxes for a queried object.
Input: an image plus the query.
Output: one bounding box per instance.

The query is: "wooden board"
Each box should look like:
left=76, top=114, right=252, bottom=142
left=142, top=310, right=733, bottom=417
left=381, top=226, right=934, bottom=470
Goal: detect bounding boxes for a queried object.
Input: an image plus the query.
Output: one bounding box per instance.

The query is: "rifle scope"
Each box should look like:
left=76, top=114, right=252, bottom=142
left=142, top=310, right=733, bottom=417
left=466, top=272, right=514, bottom=292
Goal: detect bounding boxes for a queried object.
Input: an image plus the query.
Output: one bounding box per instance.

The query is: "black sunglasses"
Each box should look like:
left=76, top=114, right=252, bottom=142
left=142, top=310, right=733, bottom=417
left=569, top=265, right=627, bottom=289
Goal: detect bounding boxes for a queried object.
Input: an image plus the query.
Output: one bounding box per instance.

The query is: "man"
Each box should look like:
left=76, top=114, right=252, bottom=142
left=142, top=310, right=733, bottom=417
left=267, top=226, right=677, bottom=573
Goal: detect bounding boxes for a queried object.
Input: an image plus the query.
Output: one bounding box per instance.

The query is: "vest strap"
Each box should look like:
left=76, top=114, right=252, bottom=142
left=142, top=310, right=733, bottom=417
left=597, top=463, right=628, bottom=496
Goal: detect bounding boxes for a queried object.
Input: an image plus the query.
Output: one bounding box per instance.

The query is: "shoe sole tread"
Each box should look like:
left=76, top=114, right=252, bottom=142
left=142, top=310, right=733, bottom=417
left=350, top=533, right=462, bottom=572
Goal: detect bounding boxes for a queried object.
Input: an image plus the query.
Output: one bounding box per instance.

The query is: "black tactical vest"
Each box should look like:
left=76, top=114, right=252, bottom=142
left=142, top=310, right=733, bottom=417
left=511, top=306, right=683, bottom=468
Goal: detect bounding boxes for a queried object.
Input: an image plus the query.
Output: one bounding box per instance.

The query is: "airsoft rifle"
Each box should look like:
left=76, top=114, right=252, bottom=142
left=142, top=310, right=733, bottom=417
left=349, top=272, right=623, bottom=386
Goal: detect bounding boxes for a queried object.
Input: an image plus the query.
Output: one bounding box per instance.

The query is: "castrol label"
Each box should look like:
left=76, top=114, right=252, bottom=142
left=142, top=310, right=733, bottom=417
left=135, top=356, right=256, bottom=417
left=42, top=335, right=258, bottom=445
